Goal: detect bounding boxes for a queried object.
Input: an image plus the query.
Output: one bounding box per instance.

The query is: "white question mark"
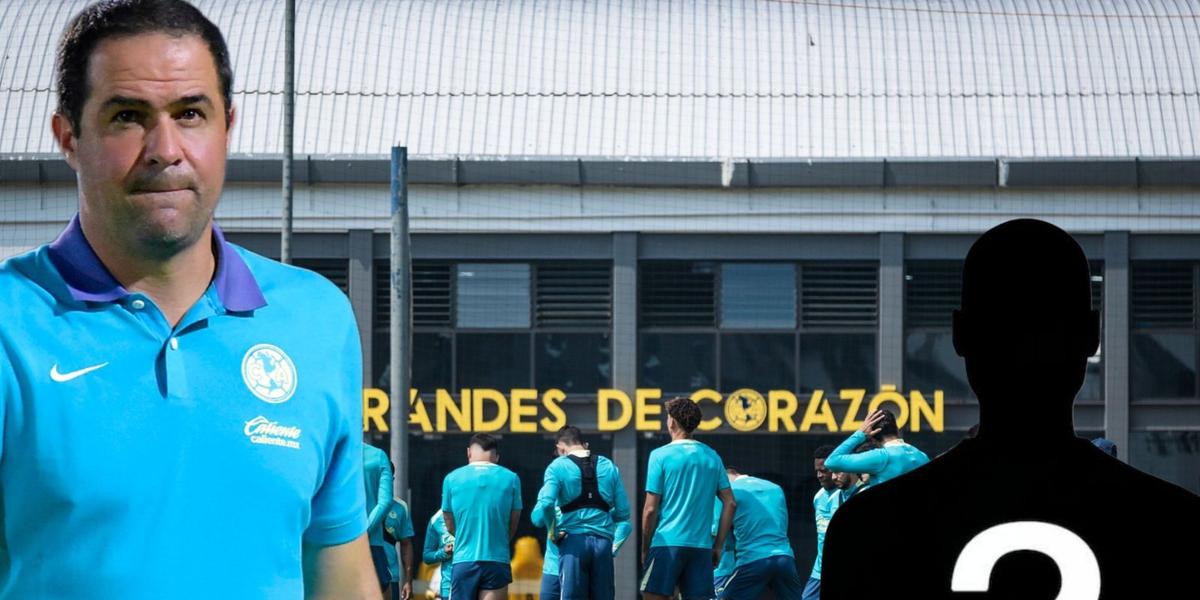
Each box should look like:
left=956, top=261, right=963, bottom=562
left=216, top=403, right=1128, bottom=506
left=951, top=521, right=1100, bottom=600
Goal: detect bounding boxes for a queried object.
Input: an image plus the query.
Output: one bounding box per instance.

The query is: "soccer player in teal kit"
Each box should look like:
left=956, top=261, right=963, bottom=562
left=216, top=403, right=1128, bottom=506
left=640, top=398, right=737, bottom=600
left=441, top=433, right=523, bottom=599
left=0, top=1, right=377, bottom=597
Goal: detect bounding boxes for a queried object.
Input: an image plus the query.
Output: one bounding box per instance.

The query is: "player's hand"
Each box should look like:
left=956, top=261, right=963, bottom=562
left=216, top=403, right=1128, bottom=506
left=444, top=542, right=454, bottom=555
left=400, top=581, right=412, bottom=600
left=859, top=409, right=887, bottom=436
left=711, top=546, right=722, bottom=568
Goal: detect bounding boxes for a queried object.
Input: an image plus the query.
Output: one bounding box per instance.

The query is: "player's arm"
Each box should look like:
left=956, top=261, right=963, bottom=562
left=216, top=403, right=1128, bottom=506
left=443, top=511, right=456, bottom=537
left=509, top=510, right=521, bottom=541
left=824, top=414, right=889, bottom=475
left=423, top=519, right=449, bottom=564
left=608, top=462, right=633, bottom=523
left=367, top=457, right=393, bottom=531
left=712, top=487, right=736, bottom=567
left=531, top=463, right=560, bottom=529
left=508, top=472, right=523, bottom=540
left=399, top=537, right=414, bottom=600
left=640, top=492, right=661, bottom=563
left=302, top=534, right=382, bottom=600
left=612, top=520, right=633, bottom=556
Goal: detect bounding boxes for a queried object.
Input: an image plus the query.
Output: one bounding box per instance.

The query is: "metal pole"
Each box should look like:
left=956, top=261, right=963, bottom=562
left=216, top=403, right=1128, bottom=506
left=280, top=0, right=295, bottom=264
left=389, top=146, right=411, bottom=500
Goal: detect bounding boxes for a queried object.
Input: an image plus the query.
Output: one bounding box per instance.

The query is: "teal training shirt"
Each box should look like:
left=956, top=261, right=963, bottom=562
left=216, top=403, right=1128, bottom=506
left=0, top=218, right=367, bottom=598
left=532, top=451, right=631, bottom=538
left=383, top=497, right=415, bottom=582
left=422, top=511, right=454, bottom=598
left=728, top=476, right=793, bottom=566
left=645, top=439, right=731, bottom=549
left=823, top=431, right=930, bottom=487
left=810, top=487, right=841, bottom=579
left=441, top=462, right=522, bottom=564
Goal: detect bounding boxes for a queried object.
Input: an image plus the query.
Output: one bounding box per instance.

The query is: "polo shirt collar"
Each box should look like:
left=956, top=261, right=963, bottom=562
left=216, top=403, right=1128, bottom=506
left=47, top=214, right=266, bottom=312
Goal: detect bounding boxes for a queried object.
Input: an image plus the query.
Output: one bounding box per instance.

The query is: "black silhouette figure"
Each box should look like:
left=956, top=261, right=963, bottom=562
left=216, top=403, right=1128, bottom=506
left=821, top=219, right=1200, bottom=599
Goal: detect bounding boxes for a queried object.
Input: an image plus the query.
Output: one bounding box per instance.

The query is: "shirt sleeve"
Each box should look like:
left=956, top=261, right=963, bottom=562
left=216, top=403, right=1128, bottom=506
left=607, top=461, right=632, bottom=523
left=645, top=450, right=664, bottom=496
left=304, top=311, right=368, bottom=546
left=532, top=462, right=560, bottom=529
left=612, top=520, right=633, bottom=556
left=824, top=431, right=889, bottom=475
left=423, top=516, right=449, bottom=564
left=511, top=471, right=523, bottom=511
left=441, top=473, right=454, bottom=514
left=713, top=449, right=731, bottom=491
left=367, top=450, right=394, bottom=531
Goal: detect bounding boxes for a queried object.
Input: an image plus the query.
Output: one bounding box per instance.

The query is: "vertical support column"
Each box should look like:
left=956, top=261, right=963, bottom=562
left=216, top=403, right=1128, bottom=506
left=348, top=229, right=374, bottom=386
left=610, top=232, right=639, bottom=596
left=1104, top=231, right=1130, bottom=461
left=878, top=233, right=905, bottom=390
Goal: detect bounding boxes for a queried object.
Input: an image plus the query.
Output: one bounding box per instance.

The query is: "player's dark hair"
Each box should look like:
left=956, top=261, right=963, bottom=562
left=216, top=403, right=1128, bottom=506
left=870, top=409, right=900, bottom=441
left=56, top=0, right=234, bottom=133
left=555, top=425, right=584, bottom=447
left=665, top=396, right=702, bottom=433
left=814, top=445, right=835, bottom=460
left=469, top=433, right=499, bottom=453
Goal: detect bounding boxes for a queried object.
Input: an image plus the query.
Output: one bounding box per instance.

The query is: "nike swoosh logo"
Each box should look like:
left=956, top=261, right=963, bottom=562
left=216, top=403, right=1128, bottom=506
left=50, top=362, right=109, bottom=382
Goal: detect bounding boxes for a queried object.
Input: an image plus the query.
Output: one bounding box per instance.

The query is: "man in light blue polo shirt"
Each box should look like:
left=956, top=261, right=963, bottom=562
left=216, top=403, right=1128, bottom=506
left=0, top=1, right=377, bottom=597
left=717, top=468, right=804, bottom=599
left=441, top=433, right=523, bottom=599
left=422, top=510, right=455, bottom=599
left=641, top=397, right=737, bottom=600
left=824, top=408, right=930, bottom=488
left=532, top=426, right=632, bottom=600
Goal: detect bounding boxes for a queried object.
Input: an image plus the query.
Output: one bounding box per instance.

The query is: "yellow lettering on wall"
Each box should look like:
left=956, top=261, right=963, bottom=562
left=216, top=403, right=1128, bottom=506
left=473, top=389, right=509, bottom=432
left=363, top=388, right=389, bottom=433
left=800, top=390, right=838, bottom=432
left=510, top=389, right=539, bottom=433
left=839, top=389, right=867, bottom=432
left=909, top=389, right=944, bottom=432
left=409, top=389, right=433, bottom=433
left=636, top=389, right=663, bottom=431
left=437, top=389, right=471, bottom=433
left=540, top=389, right=567, bottom=431
left=867, top=385, right=909, bottom=428
left=768, top=390, right=798, bottom=432
left=690, top=389, right=723, bottom=431
left=598, top=389, right=633, bottom=431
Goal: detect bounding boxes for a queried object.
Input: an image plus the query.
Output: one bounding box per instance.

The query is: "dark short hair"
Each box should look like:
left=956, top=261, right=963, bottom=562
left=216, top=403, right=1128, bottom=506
left=814, top=445, right=835, bottom=460
left=469, top=433, right=499, bottom=453
left=665, top=396, right=702, bottom=433
left=55, top=0, right=234, bottom=133
left=555, top=425, right=583, bottom=446
left=870, top=409, right=900, bottom=441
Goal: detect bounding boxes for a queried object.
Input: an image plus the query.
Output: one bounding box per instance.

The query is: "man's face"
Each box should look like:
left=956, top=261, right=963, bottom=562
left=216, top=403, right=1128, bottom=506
left=53, top=33, right=233, bottom=258
left=832, top=471, right=855, bottom=490
left=814, top=458, right=833, bottom=489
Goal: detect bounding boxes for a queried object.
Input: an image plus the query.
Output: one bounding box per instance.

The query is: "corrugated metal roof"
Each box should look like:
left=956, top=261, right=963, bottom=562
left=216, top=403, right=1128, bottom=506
left=2, top=0, right=1197, bottom=157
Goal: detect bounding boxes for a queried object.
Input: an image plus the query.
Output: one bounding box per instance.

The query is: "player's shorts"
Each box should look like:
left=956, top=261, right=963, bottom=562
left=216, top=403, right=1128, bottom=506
left=714, top=573, right=733, bottom=597
left=559, top=532, right=614, bottom=600
left=540, top=573, right=562, bottom=599
left=640, top=546, right=713, bottom=599
left=717, top=555, right=805, bottom=599
left=802, top=576, right=821, bottom=600
left=451, top=561, right=512, bottom=598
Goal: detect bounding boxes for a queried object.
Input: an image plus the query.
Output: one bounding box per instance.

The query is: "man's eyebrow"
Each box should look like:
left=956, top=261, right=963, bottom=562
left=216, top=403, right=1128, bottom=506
left=97, top=94, right=215, bottom=110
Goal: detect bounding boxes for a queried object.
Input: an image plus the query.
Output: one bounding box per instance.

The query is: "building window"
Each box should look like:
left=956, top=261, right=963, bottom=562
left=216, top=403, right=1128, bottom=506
left=639, top=261, right=878, bottom=394
left=1130, top=431, right=1200, bottom=495
left=373, top=261, right=612, bottom=396
left=1131, top=262, right=1198, bottom=401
